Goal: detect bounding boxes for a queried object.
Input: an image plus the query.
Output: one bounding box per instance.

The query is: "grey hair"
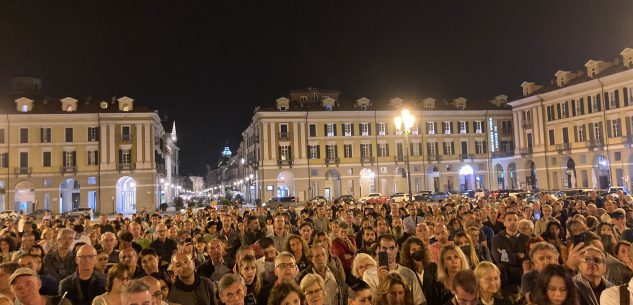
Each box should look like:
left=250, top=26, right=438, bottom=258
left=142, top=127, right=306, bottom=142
left=299, top=273, right=324, bottom=292
left=58, top=228, right=76, bottom=239
left=529, top=242, right=559, bottom=260
left=218, top=273, right=246, bottom=294
left=122, top=279, right=150, bottom=295
left=274, top=251, right=296, bottom=267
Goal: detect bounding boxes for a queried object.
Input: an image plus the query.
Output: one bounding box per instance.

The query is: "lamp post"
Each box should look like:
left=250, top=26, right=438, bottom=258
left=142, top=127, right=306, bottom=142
left=394, top=109, right=415, bottom=203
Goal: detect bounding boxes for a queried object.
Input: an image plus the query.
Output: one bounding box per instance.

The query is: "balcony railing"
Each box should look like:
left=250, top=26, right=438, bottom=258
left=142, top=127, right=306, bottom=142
left=117, top=163, right=136, bottom=171
left=500, top=129, right=513, bottom=136
left=622, top=135, right=633, bottom=148
left=14, top=167, right=32, bottom=177
left=427, top=155, right=441, bottom=162
left=459, top=154, right=475, bottom=161
left=521, top=120, right=533, bottom=128
left=492, top=150, right=515, bottom=158
left=121, top=134, right=132, bottom=142
left=277, top=159, right=293, bottom=167
left=325, top=157, right=340, bottom=166
left=394, top=155, right=405, bottom=163
left=61, top=165, right=77, bottom=174
left=588, top=139, right=604, bottom=151
left=360, top=156, right=375, bottom=165
left=278, top=132, right=291, bottom=140
left=519, top=147, right=533, bottom=155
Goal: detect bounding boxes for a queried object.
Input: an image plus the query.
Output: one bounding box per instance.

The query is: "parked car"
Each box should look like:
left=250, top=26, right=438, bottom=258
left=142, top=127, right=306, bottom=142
left=28, top=209, right=52, bottom=220
left=62, top=208, right=93, bottom=218
left=359, top=193, right=389, bottom=204
left=430, top=192, right=452, bottom=201
left=334, top=195, right=355, bottom=204
left=607, top=186, right=630, bottom=198
left=262, top=196, right=298, bottom=209
left=0, top=210, right=18, bottom=220
left=414, top=191, right=433, bottom=202
left=390, top=193, right=412, bottom=203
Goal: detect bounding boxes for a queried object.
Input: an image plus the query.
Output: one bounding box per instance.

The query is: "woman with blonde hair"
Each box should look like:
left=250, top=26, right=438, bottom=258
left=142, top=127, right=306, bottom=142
left=92, top=263, right=130, bottom=305
left=239, top=255, right=268, bottom=305
left=453, top=231, right=480, bottom=267
left=349, top=253, right=376, bottom=286
left=299, top=273, right=325, bottom=305
left=474, top=261, right=512, bottom=305
left=38, top=228, right=55, bottom=253
left=374, top=273, right=415, bottom=305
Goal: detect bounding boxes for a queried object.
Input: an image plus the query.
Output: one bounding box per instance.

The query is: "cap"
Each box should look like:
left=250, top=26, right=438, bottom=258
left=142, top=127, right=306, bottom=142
left=9, top=268, right=37, bottom=285
left=611, top=211, right=625, bottom=219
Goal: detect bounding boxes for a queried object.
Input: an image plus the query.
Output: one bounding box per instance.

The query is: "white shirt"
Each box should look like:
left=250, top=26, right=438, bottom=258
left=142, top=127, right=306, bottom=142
left=601, top=277, right=633, bottom=305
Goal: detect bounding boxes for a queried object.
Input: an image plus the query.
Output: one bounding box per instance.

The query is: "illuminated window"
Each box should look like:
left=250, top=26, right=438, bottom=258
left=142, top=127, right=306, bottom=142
left=21, top=105, right=28, bottom=113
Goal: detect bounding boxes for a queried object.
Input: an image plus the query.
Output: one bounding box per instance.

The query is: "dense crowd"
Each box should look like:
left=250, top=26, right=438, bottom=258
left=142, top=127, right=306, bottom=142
left=1, top=189, right=633, bottom=305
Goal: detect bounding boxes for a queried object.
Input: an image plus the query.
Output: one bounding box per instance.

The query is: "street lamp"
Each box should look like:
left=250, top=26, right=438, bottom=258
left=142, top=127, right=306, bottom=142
left=394, top=108, right=415, bottom=203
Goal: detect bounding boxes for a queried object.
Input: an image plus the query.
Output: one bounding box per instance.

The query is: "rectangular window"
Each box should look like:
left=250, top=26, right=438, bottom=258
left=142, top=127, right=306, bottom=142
left=42, top=151, right=51, bottom=167
left=65, top=128, right=73, bottom=142
left=279, top=146, right=290, bottom=160
left=326, top=145, right=337, bottom=159
left=308, top=145, right=319, bottom=159
left=547, top=105, right=554, bottom=121
left=360, top=144, right=370, bottom=158
left=427, top=122, right=436, bottom=135
left=63, top=151, right=76, bottom=166
left=377, top=144, right=389, bottom=157
left=611, top=120, right=621, bottom=137
left=548, top=129, right=555, bottom=145
left=427, top=143, right=437, bottom=156
left=594, top=124, right=602, bottom=141
left=578, top=126, right=586, bottom=142
left=590, top=96, right=599, bottom=112
left=344, top=144, right=353, bottom=158
left=309, top=124, right=317, bottom=137
left=121, top=126, right=131, bottom=141
left=0, top=129, right=5, bottom=144
left=41, top=128, right=52, bottom=143
left=19, top=128, right=28, bottom=143
left=343, top=123, right=352, bottom=136
left=120, top=149, right=132, bottom=164
left=377, top=123, right=386, bottom=136
left=0, top=153, right=7, bottom=168
left=458, top=121, right=467, bottom=134
left=475, top=141, right=485, bottom=154
left=326, top=124, right=334, bottom=137
left=561, top=102, right=569, bottom=118
left=474, top=121, right=483, bottom=133
left=443, top=142, right=454, bottom=155
left=19, top=152, right=28, bottom=168
left=360, top=123, right=369, bottom=136
left=443, top=121, right=451, bottom=134
left=88, top=127, right=99, bottom=142
left=88, top=150, right=99, bottom=165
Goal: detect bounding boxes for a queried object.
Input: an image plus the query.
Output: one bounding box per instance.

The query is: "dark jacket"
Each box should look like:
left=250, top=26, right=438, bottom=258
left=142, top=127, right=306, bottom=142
left=167, top=273, right=217, bottom=305
left=58, top=271, right=107, bottom=305
left=423, top=262, right=453, bottom=305
left=150, top=238, right=178, bottom=263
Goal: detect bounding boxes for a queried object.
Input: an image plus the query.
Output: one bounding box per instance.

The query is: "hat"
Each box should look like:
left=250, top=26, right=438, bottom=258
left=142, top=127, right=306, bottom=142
left=9, top=268, right=37, bottom=285
left=611, top=211, right=625, bottom=219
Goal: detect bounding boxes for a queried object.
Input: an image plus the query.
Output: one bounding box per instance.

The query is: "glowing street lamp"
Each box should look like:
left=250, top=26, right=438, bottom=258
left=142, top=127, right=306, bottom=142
left=394, top=108, right=415, bottom=203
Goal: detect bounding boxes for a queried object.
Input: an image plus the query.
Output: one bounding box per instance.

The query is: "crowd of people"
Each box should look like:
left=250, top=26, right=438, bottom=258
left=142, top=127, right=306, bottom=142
left=0, top=189, right=632, bottom=305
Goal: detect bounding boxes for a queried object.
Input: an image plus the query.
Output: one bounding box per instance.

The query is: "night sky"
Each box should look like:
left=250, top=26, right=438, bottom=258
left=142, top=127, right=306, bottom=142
left=0, top=1, right=632, bottom=176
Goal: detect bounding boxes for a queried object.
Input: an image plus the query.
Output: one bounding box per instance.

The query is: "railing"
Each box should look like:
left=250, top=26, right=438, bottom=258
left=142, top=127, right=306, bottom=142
left=276, top=159, right=293, bottom=167
left=459, top=154, right=475, bottom=161
left=360, top=156, right=374, bottom=165
left=500, top=129, right=513, bottom=136
left=278, top=132, right=291, bottom=140
left=121, top=134, right=132, bottom=142
left=588, top=139, right=604, bottom=150
left=61, top=165, right=77, bottom=174
left=519, top=147, right=533, bottom=155
left=555, top=143, right=572, bottom=152
left=427, top=155, right=441, bottom=162
left=492, top=150, right=515, bottom=158
left=622, top=135, right=633, bottom=148
left=117, top=163, right=136, bottom=171
left=395, top=156, right=405, bottom=163
left=14, top=167, right=32, bottom=176
left=325, top=157, right=340, bottom=166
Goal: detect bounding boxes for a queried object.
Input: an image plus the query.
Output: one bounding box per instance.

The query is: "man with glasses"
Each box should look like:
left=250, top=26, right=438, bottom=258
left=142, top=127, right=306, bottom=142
left=218, top=273, right=247, bottom=305
left=450, top=270, right=479, bottom=305
left=362, top=234, right=425, bottom=305
left=42, top=228, right=76, bottom=282
left=150, top=224, right=178, bottom=264
left=573, top=246, right=613, bottom=305
left=298, top=245, right=347, bottom=305
left=140, top=275, right=168, bottom=305
left=272, top=251, right=299, bottom=285
left=166, top=252, right=217, bottom=305
left=59, top=245, right=106, bottom=305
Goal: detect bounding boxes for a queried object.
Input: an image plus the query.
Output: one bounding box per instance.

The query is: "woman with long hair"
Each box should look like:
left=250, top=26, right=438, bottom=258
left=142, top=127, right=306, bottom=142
left=349, top=253, right=376, bottom=286
left=437, top=244, right=470, bottom=293
left=532, top=264, right=578, bottom=305
left=0, top=237, right=14, bottom=262
left=474, top=261, right=512, bottom=305
left=284, top=234, right=309, bottom=272
left=313, top=231, right=345, bottom=280
left=374, top=273, right=415, bottom=305
left=453, top=231, right=479, bottom=267
left=300, top=273, right=325, bottom=305
left=541, top=220, right=568, bottom=260
left=92, top=263, right=130, bottom=305
left=38, top=228, right=55, bottom=254
left=239, top=255, right=267, bottom=305
left=465, top=226, right=492, bottom=261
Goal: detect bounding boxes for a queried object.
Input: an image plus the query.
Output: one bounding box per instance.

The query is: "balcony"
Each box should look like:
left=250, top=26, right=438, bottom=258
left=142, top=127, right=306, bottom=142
left=156, top=164, right=166, bottom=175
left=587, top=139, right=604, bottom=151
left=325, top=157, right=340, bottom=166
left=427, top=155, right=441, bottom=163
left=278, top=132, right=291, bottom=141
left=121, top=134, right=132, bottom=142
left=360, top=156, right=375, bottom=165
left=14, top=167, right=32, bottom=177
left=277, top=159, right=293, bottom=167
left=622, top=135, right=632, bottom=148
left=61, top=165, right=77, bottom=175
left=500, top=129, right=513, bottom=136
left=492, top=150, right=515, bottom=158
left=459, top=154, right=475, bottom=161
left=394, top=155, right=405, bottom=164
left=555, top=143, right=572, bottom=153
left=117, top=163, right=136, bottom=172
left=518, top=147, right=533, bottom=156
left=521, top=120, right=533, bottom=128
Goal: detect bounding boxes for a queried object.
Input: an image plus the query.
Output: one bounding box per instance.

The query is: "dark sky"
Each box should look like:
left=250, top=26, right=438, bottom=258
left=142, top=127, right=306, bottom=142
left=0, top=1, right=632, bottom=176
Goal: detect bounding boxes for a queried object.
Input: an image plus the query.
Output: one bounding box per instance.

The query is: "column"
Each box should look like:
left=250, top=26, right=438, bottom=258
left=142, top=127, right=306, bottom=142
left=293, top=122, right=299, bottom=159
left=144, top=123, right=152, bottom=167
left=270, top=122, right=276, bottom=160
left=109, top=124, right=116, bottom=166
left=136, top=124, right=143, bottom=165
left=300, top=122, right=306, bottom=159
left=100, top=123, right=108, bottom=166
left=262, top=123, right=269, bottom=160
left=534, top=106, right=543, bottom=146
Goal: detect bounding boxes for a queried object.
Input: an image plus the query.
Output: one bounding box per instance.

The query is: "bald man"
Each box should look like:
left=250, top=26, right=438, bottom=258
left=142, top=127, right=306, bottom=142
left=59, top=245, right=106, bottom=305
left=101, top=232, right=120, bottom=263
left=167, top=252, right=217, bottom=305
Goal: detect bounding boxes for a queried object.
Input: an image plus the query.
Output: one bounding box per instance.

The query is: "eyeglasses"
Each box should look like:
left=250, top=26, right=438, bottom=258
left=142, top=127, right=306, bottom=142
left=305, top=288, right=323, bottom=297
left=276, top=263, right=297, bottom=269
left=582, top=257, right=605, bottom=265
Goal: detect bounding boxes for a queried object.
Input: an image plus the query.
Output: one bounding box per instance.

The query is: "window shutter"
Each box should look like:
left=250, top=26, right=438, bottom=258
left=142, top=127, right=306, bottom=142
left=385, top=124, right=389, bottom=136
left=625, top=88, right=630, bottom=107
left=334, top=145, right=338, bottom=157
left=72, top=151, right=77, bottom=166
left=369, top=144, right=373, bottom=157
left=368, top=124, right=372, bottom=136
left=607, top=120, right=613, bottom=138
left=385, top=144, right=389, bottom=157
left=615, top=90, right=620, bottom=108
left=409, top=143, right=413, bottom=155
left=472, top=121, right=477, bottom=132
left=427, top=143, right=431, bottom=156
left=450, top=142, right=455, bottom=155
left=483, top=141, right=488, bottom=153
left=556, top=104, right=561, bottom=118
left=587, top=97, right=593, bottom=113
left=317, top=145, right=321, bottom=159
left=588, top=123, right=594, bottom=140
left=596, top=94, right=602, bottom=111
left=482, top=121, right=486, bottom=133
left=277, top=146, right=282, bottom=159
left=571, top=100, right=576, bottom=116
left=605, top=92, right=610, bottom=110
left=574, top=126, right=578, bottom=142
left=434, top=143, right=439, bottom=154
left=450, top=122, right=454, bottom=134
left=418, top=143, right=423, bottom=156
left=323, top=124, right=327, bottom=136
left=118, top=149, right=123, bottom=164
left=351, top=124, right=355, bottom=136
left=579, top=98, right=585, bottom=114
left=617, top=118, right=623, bottom=136
left=466, top=122, right=470, bottom=133
left=333, top=124, right=337, bottom=136
left=442, top=143, right=447, bottom=155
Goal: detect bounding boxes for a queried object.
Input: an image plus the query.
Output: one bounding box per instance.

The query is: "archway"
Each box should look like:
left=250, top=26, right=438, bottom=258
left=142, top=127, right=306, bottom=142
left=525, top=161, right=537, bottom=190
left=427, top=166, right=440, bottom=192
left=566, top=158, right=577, bottom=188
left=394, top=167, right=408, bottom=193
left=116, top=176, right=137, bottom=214
left=15, top=181, right=34, bottom=214
left=507, top=163, right=517, bottom=189
left=277, top=171, right=295, bottom=197
left=59, top=178, right=80, bottom=213
left=359, top=168, right=376, bottom=196
left=593, top=155, right=611, bottom=189
left=459, top=165, right=475, bottom=193
left=495, top=164, right=505, bottom=190
left=324, top=169, right=341, bottom=201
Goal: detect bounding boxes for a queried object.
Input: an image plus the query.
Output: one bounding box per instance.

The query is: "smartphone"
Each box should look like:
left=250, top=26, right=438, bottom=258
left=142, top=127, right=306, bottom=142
left=573, top=233, right=585, bottom=246
left=378, top=251, right=389, bottom=267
